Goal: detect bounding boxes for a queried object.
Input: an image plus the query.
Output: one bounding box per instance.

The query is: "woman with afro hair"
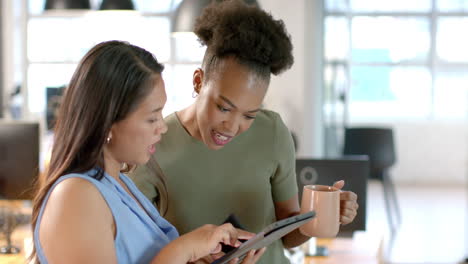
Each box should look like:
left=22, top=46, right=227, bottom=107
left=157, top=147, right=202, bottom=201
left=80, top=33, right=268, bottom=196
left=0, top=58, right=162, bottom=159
left=132, top=1, right=358, bottom=263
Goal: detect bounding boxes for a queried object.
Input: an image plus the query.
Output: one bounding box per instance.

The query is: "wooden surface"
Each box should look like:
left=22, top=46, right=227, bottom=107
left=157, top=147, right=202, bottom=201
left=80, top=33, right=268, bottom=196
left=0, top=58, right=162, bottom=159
left=304, top=232, right=384, bottom=264
left=0, top=229, right=30, bottom=264
left=0, top=200, right=33, bottom=264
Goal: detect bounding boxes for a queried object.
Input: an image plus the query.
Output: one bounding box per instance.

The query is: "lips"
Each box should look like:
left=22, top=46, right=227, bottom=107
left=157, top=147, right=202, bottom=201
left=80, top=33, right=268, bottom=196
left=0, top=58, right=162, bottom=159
left=211, top=130, right=233, bottom=146
left=148, top=137, right=161, bottom=154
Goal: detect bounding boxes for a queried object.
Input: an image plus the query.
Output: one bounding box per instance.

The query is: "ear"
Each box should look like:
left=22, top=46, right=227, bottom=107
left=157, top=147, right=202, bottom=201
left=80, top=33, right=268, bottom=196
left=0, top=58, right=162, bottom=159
left=108, top=126, right=115, bottom=141
left=192, top=68, right=204, bottom=94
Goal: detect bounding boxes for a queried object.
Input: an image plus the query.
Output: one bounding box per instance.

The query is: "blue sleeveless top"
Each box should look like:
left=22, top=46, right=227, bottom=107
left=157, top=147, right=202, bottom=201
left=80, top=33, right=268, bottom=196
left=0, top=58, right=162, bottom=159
left=34, top=169, right=179, bottom=264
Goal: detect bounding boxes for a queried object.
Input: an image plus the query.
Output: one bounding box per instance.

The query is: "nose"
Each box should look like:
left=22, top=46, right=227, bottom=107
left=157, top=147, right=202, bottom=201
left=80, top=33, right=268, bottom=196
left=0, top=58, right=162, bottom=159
left=222, top=115, right=241, bottom=135
left=157, top=119, right=168, bottom=135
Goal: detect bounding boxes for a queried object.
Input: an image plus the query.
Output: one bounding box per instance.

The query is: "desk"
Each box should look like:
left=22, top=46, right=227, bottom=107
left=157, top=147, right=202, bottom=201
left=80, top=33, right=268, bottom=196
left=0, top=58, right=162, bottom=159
left=0, top=226, right=31, bottom=264
left=305, top=232, right=384, bottom=264
left=0, top=201, right=32, bottom=264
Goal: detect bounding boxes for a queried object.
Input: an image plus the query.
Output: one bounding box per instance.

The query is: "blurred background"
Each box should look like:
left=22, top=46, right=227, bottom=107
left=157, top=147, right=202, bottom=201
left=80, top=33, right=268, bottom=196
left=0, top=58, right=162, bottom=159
left=0, top=0, right=467, bottom=263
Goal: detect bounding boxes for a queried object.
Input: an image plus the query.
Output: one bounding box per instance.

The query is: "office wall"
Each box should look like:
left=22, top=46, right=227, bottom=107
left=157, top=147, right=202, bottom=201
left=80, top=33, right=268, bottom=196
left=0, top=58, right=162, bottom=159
left=394, top=121, right=468, bottom=185
left=259, top=0, right=323, bottom=158
left=0, top=0, right=4, bottom=117
left=1, top=0, right=16, bottom=119
left=371, top=120, right=468, bottom=186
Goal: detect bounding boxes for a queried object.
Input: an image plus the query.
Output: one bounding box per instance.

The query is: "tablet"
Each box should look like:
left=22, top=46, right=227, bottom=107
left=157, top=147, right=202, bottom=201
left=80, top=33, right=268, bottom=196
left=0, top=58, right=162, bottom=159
left=211, top=211, right=316, bottom=264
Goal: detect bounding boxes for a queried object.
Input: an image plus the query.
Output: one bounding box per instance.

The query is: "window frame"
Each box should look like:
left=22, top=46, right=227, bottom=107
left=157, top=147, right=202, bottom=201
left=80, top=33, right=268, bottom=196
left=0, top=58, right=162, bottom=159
left=323, top=0, right=468, bottom=121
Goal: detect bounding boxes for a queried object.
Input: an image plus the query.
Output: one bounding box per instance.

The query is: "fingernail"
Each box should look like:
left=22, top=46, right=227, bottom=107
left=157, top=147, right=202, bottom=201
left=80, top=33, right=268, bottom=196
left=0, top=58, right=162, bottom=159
left=334, top=180, right=344, bottom=185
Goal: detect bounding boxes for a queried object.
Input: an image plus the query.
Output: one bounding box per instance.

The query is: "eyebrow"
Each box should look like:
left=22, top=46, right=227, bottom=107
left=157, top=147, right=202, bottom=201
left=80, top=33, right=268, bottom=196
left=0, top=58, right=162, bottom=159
left=151, top=107, right=164, bottom=113
left=220, top=95, right=260, bottom=113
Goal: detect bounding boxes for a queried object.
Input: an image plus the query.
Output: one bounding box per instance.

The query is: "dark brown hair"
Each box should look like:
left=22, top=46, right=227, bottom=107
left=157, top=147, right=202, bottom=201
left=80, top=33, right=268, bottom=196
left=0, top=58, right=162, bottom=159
left=194, top=0, right=294, bottom=82
left=30, top=40, right=166, bottom=262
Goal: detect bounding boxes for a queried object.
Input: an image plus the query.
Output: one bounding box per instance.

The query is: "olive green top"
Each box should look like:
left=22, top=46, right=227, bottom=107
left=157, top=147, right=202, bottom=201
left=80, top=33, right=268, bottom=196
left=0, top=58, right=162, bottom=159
left=130, top=109, right=298, bottom=264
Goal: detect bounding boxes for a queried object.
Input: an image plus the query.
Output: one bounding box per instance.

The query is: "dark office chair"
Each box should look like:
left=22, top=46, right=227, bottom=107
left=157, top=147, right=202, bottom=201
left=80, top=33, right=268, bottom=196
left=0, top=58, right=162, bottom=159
left=343, top=127, right=401, bottom=234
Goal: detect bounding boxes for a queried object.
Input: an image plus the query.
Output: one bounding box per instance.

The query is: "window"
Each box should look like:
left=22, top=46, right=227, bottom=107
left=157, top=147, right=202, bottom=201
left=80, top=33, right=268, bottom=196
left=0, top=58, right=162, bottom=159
left=25, top=0, right=203, bottom=119
left=324, top=0, right=468, bottom=120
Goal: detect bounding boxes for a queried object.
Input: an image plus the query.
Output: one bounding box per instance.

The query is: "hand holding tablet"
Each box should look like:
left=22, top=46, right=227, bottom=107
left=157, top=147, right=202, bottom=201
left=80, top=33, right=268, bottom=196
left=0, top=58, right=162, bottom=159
left=211, top=211, right=316, bottom=264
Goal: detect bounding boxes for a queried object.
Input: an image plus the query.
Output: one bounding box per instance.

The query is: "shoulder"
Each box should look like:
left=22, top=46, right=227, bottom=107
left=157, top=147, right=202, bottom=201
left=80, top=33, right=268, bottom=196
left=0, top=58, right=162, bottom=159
left=254, top=110, right=294, bottom=156
left=38, top=175, right=116, bottom=262
left=256, top=109, right=282, bottom=123
left=39, top=175, right=113, bottom=240
left=49, top=176, right=106, bottom=205
left=159, top=112, right=185, bottom=143
left=253, top=109, right=290, bottom=137
left=163, top=112, right=179, bottom=127
left=41, top=175, right=113, bottom=228
left=250, top=109, right=283, bottom=129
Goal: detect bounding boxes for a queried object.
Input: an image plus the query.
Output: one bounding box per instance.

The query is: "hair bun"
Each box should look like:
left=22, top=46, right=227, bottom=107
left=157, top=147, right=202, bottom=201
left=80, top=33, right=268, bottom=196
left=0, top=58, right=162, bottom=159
left=194, top=0, right=293, bottom=75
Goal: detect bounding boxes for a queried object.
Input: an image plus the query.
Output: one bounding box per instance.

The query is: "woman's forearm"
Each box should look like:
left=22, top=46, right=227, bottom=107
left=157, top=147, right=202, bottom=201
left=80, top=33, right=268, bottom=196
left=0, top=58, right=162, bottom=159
left=151, top=237, right=192, bottom=264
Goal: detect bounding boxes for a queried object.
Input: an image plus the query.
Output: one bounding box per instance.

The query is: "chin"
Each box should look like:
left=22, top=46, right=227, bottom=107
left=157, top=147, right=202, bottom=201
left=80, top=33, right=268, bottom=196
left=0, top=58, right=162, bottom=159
left=207, top=141, right=225, bottom=150
left=132, top=156, right=150, bottom=166
left=141, top=157, right=151, bottom=164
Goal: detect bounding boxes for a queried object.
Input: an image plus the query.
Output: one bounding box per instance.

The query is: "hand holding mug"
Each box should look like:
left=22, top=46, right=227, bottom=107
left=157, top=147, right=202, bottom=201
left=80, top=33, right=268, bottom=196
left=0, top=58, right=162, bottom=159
left=299, top=180, right=359, bottom=238
left=332, top=180, right=359, bottom=225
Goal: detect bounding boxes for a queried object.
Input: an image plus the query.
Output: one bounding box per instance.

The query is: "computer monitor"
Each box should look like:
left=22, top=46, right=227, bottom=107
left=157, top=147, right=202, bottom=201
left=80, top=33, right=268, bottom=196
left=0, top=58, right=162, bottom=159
left=46, top=86, right=65, bottom=131
left=296, top=156, right=369, bottom=236
left=0, top=121, right=40, bottom=200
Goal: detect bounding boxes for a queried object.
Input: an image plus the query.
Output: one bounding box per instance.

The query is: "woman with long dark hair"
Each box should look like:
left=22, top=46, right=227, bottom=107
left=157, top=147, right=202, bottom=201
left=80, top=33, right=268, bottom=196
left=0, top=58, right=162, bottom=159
left=31, top=40, right=264, bottom=264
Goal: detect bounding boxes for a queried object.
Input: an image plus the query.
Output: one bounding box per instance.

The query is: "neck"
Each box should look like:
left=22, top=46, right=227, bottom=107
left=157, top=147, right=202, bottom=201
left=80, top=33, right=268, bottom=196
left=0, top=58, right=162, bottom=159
left=102, top=149, right=122, bottom=181
left=177, top=104, right=202, bottom=140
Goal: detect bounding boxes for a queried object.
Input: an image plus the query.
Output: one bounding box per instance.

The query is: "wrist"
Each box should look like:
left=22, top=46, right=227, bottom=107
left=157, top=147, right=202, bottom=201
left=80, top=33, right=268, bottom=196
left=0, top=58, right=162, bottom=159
left=178, top=234, right=198, bottom=262
left=152, top=235, right=193, bottom=264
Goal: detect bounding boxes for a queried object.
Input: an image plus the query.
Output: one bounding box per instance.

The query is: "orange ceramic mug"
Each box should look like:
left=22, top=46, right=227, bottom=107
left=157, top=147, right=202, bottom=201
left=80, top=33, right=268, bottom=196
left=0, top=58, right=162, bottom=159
left=299, top=185, right=340, bottom=238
